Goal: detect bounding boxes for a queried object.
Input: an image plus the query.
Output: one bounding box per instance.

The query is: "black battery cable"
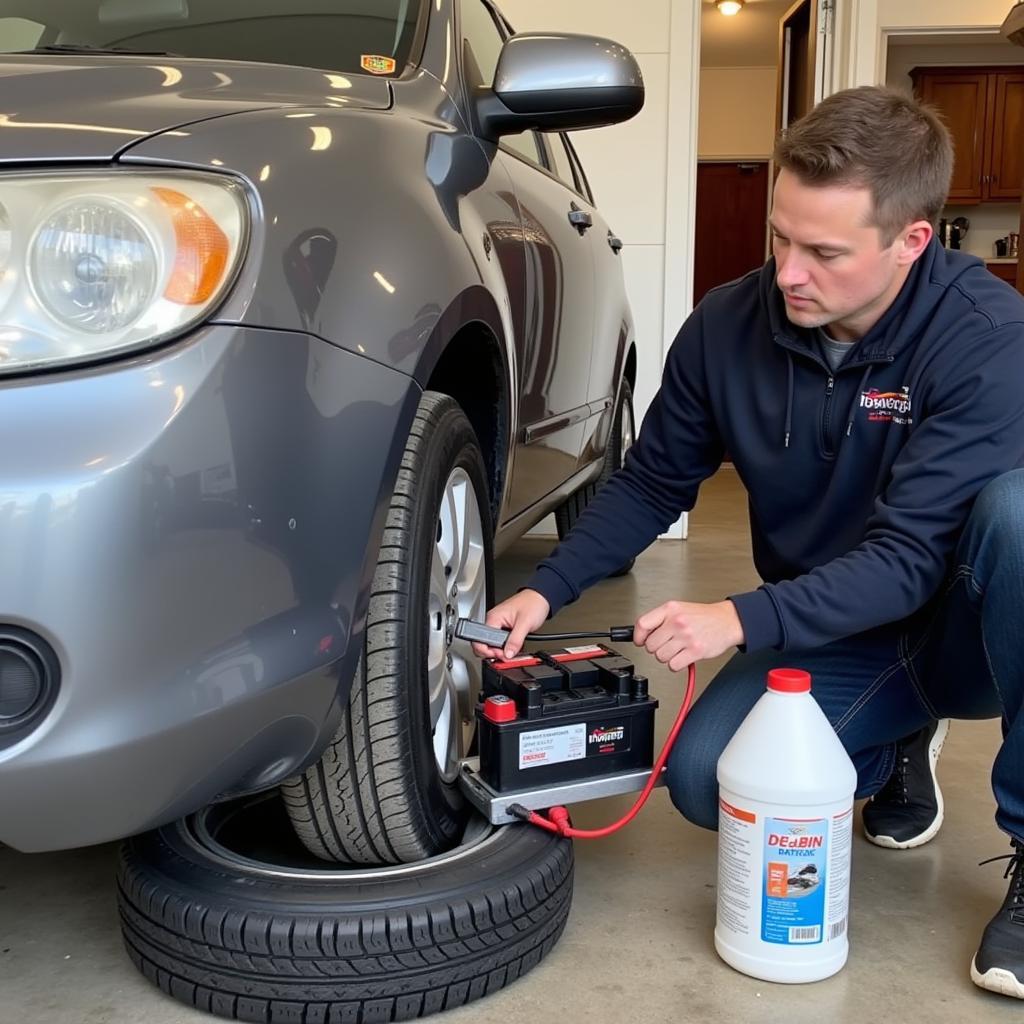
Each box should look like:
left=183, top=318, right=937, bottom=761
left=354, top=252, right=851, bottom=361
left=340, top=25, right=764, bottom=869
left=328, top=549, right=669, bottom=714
left=455, top=618, right=698, bottom=840
left=455, top=619, right=636, bottom=648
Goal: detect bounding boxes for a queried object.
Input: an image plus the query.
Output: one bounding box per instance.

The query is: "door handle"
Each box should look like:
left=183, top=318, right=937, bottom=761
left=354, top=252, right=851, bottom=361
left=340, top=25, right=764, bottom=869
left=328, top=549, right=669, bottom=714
left=568, top=205, right=593, bottom=233
left=607, top=231, right=623, bottom=254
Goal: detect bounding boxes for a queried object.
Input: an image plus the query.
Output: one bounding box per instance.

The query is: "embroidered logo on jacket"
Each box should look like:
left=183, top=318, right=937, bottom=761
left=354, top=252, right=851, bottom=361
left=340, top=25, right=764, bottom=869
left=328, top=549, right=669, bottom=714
left=860, top=386, right=912, bottom=426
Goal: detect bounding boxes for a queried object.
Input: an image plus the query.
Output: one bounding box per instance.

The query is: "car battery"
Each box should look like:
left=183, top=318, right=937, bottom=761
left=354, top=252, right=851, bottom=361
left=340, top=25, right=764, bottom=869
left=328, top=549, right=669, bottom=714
left=475, top=645, right=657, bottom=793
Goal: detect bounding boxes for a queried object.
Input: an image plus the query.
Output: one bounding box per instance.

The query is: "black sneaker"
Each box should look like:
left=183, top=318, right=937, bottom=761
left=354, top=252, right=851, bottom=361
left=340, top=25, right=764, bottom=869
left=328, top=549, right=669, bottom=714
left=862, top=719, right=949, bottom=849
left=972, top=840, right=1024, bottom=999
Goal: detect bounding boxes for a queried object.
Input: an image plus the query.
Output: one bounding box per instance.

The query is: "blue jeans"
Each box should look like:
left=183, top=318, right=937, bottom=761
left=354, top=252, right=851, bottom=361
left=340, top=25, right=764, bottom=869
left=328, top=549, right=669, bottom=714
left=666, top=469, right=1024, bottom=842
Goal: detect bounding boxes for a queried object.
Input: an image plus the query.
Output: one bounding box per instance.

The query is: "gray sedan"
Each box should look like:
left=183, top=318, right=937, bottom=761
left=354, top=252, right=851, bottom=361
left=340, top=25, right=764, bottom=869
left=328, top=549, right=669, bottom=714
left=0, top=0, right=642, bottom=862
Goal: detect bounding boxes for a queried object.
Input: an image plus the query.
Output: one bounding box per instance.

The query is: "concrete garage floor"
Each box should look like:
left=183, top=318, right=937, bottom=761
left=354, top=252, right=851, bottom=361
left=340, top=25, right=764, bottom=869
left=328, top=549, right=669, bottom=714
left=0, top=466, right=1017, bottom=1023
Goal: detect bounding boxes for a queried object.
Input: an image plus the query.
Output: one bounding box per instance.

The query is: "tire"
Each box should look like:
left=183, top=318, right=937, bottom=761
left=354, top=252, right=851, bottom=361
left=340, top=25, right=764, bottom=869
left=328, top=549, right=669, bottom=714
left=555, top=378, right=636, bottom=576
left=281, top=392, right=493, bottom=865
left=117, top=793, right=573, bottom=1024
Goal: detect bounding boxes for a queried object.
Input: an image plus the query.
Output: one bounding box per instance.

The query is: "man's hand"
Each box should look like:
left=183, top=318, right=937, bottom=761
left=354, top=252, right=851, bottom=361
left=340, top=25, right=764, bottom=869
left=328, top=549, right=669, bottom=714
left=471, top=589, right=551, bottom=661
left=634, top=599, right=745, bottom=672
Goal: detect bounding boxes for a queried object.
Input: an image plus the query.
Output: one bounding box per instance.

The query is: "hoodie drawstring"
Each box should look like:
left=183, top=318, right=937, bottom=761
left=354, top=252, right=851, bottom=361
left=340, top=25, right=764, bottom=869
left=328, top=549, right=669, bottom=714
left=844, top=365, right=873, bottom=443
left=784, top=350, right=794, bottom=448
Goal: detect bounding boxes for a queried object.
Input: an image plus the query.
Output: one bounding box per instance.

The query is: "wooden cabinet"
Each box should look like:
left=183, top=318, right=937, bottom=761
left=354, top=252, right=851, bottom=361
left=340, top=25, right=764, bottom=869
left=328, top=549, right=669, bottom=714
left=912, top=66, right=1024, bottom=204
left=986, top=261, right=1019, bottom=286
left=989, top=72, right=1024, bottom=202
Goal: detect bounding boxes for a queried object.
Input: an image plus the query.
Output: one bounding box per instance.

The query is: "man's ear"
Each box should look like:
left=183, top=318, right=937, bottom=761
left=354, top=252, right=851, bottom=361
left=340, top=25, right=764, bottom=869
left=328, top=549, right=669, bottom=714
left=896, top=220, right=934, bottom=265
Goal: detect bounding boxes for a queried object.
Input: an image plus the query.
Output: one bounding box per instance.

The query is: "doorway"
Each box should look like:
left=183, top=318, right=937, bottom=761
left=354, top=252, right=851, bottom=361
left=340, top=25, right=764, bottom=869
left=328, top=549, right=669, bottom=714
left=777, top=0, right=836, bottom=131
left=695, top=0, right=790, bottom=301
left=693, top=161, right=770, bottom=304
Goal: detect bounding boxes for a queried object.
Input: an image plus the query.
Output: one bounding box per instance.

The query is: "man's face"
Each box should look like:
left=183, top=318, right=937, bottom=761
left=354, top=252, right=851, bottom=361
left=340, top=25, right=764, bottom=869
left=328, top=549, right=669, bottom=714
left=769, top=169, right=912, bottom=342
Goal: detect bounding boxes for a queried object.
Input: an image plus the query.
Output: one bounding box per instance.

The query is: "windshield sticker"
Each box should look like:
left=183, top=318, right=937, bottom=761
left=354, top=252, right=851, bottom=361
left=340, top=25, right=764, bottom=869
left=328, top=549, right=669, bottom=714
left=361, top=54, right=397, bottom=75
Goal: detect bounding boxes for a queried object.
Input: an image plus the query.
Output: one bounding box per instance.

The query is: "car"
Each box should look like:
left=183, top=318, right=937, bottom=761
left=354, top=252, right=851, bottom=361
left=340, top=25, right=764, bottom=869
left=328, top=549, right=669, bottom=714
left=0, top=0, right=643, bottom=866
left=1, top=3, right=646, bottom=1016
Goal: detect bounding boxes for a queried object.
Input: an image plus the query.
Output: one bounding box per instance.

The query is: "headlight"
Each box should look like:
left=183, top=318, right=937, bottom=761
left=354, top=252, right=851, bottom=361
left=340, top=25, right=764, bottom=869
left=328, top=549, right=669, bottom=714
left=32, top=199, right=160, bottom=333
left=0, top=172, right=248, bottom=375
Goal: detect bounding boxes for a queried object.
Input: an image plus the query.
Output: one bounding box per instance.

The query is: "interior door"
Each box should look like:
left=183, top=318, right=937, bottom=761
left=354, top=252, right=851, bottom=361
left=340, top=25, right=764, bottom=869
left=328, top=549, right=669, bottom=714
left=777, top=0, right=816, bottom=132
left=776, top=0, right=836, bottom=130
left=693, top=162, right=770, bottom=306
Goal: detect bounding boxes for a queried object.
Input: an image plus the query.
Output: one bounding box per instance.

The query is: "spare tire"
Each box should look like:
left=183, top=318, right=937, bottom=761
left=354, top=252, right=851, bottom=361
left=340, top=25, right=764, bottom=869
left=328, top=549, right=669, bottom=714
left=117, top=793, right=573, bottom=1024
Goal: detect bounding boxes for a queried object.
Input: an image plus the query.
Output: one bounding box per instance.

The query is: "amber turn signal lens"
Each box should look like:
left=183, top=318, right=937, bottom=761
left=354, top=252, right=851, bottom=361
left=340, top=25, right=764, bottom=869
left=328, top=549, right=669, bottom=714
left=152, top=187, right=231, bottom=305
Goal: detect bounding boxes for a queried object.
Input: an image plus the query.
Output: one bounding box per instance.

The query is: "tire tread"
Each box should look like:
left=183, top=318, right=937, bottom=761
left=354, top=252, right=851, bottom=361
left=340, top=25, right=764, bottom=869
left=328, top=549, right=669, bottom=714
left=117, top=834, right=573, bottom=1023
left=281, top=393, right=484, bottom=864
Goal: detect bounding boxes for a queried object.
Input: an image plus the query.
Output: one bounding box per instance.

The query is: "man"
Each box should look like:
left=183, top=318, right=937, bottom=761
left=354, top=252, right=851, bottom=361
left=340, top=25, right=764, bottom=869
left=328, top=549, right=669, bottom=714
left=475, top=86, right=1024, bottom=997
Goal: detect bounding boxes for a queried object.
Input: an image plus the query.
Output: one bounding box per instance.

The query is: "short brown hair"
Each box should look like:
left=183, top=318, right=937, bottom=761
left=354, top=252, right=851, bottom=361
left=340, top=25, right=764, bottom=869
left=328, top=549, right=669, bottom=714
left=774, top=86, right=953, bottom=245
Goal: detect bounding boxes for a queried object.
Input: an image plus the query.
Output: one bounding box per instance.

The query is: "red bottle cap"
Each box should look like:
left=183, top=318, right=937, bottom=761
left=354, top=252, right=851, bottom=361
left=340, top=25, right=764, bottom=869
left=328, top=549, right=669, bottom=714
left=483, top=694, right=517, bottom=723
left=767, top=668, right=811, bottom=693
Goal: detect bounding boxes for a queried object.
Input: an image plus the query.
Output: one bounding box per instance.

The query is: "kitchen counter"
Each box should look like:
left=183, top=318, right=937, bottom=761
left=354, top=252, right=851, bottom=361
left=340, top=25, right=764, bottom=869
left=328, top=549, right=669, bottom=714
left=985, top=257, right=1019, bottom=264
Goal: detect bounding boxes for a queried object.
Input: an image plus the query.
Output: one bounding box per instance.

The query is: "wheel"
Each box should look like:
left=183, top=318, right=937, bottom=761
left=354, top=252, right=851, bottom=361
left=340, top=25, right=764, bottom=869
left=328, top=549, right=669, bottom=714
left=117, top=793, right=573, bottom=1023
left=281, top=391, right=493, bottom=864
left=555, top=378, right=636, bottom=576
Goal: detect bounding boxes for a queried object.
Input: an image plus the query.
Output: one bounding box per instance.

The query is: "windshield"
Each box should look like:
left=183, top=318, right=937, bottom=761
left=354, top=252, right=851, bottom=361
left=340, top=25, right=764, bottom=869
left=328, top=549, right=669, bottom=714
left=0, top=0, right=423, bottom=76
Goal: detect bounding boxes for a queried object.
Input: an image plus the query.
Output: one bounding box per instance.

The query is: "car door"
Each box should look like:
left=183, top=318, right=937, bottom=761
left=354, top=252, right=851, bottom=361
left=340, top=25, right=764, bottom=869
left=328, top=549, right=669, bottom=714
left=543, top=132, right=627, bottom=474
left=460, top=0, right=596, bottom=517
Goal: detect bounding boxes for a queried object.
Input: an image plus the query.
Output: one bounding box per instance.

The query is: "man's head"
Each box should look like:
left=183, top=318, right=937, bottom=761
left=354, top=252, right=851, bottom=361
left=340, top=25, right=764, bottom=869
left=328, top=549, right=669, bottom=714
left=770, top=86, right=953, bottom=341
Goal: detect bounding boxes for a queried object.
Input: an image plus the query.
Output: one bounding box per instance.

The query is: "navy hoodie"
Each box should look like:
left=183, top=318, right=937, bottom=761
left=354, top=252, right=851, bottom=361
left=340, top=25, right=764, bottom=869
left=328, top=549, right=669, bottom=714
left=526, top=240, right=1024, bottom=652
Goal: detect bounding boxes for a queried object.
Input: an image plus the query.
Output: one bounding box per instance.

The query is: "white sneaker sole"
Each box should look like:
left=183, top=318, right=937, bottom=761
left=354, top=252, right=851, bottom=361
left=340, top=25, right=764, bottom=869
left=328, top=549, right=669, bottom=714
left=864, top=719, right=950, bottom=850
left=971, top=957, right=1024, bottom=999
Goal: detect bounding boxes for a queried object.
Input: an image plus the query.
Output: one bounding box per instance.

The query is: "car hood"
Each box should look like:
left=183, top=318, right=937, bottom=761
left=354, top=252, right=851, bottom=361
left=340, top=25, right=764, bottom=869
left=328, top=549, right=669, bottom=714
left=0, top=56, right=392, bottom=163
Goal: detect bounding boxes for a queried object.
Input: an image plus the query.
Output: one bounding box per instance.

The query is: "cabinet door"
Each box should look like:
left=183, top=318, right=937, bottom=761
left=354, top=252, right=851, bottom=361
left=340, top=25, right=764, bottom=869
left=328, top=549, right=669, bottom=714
left=987, top=72, right=1024, bottom=202
left=916, top=71, right=988, bottom=203
left=986, top=262, right=1019, bottom=286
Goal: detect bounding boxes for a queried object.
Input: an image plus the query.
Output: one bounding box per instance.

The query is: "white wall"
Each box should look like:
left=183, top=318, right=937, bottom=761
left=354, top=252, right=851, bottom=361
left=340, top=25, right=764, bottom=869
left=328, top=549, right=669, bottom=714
left=878, top=0, right=1015, bottom=31
left=885, top=41, right=1023, bottom=94
left=503, top=0, right=701, bottom=538
left=698, top=67, right=777, bottom=158
left=846, top=0, right=1017, bottom=87
left=699, top=0, right=791, bottom=67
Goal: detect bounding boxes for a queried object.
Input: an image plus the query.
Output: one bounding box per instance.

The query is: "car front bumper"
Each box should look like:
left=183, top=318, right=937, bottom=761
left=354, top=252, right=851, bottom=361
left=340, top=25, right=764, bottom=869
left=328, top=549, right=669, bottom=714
left=0, top=325, right=419, bottom=851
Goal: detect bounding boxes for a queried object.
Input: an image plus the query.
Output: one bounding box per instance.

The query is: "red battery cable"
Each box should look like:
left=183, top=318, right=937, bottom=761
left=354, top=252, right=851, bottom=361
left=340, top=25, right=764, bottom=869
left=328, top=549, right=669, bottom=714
left=507, top=663, right=697, bottom=839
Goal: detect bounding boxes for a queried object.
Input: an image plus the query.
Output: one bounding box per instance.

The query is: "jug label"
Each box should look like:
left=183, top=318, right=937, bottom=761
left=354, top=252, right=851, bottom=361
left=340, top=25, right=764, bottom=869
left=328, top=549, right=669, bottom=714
left=762, top=815, right=828, bottom=945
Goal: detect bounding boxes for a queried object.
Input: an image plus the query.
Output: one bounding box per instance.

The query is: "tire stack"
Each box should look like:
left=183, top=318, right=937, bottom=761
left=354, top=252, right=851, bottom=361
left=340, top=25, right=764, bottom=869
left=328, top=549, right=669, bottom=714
left=117, top=799, right=573, bottom=1023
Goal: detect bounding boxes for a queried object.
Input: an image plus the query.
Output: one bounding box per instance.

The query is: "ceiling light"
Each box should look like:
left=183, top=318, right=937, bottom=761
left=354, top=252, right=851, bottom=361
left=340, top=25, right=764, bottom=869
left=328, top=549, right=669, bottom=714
left=717, top=0, right=744, bottom=14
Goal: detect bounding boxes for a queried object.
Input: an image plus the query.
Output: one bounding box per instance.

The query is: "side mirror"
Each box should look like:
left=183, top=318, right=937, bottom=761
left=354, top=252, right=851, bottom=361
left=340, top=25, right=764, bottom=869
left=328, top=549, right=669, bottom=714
left=477, top=33, right=644, bottom=139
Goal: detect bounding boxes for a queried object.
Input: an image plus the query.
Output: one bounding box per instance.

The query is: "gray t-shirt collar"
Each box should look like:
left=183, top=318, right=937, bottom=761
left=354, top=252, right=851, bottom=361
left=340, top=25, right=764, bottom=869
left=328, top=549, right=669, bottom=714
left=817, top=328, right=857, bottom=372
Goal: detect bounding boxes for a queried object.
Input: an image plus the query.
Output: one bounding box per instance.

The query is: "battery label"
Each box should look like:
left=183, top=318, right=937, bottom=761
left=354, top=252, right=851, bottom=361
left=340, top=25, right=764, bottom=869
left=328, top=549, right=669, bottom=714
left=518, top=723, right=586, bottom=769
left=563, top=645, right=605, bottom=655
left=762, top=816, right=828, bottom=945
left=587, top=721, right=631, bottom=755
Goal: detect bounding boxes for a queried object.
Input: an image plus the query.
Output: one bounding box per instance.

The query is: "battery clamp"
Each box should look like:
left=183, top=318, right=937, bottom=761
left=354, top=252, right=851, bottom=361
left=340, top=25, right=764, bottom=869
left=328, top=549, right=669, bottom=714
left=454, top=619, right=696, bottom=839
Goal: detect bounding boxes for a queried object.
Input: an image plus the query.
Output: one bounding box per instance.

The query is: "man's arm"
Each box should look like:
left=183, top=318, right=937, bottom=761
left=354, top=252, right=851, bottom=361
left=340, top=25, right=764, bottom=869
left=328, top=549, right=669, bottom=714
left=474, top=307, right=726, bottom=661
left=732, top=325, right=1024, bottom=652
left=472, top=592, right=747, bottom=667
left=632, top=598, right=745, bottom=670
left=524, top=305, right=726, bottom=616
